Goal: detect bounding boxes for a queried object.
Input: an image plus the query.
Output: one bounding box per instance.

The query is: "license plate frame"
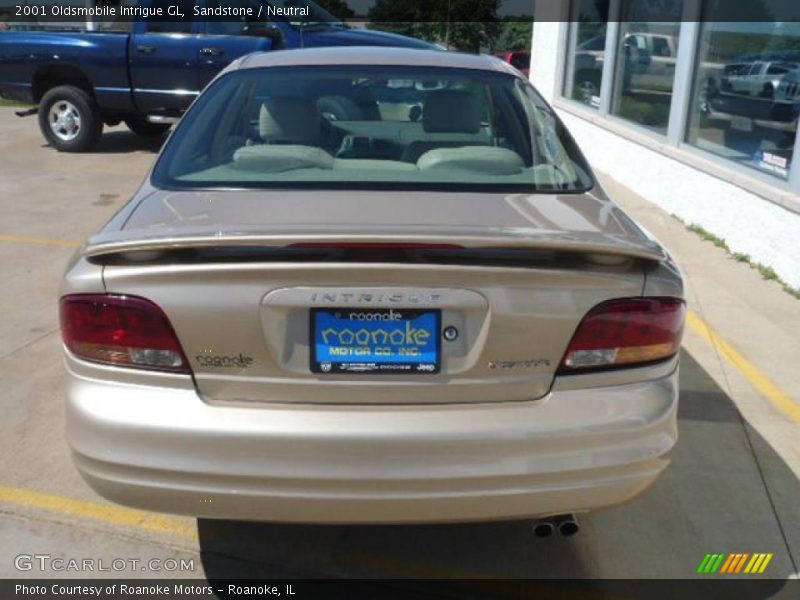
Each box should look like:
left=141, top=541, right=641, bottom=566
left=310, top=307, right=441, bottom=375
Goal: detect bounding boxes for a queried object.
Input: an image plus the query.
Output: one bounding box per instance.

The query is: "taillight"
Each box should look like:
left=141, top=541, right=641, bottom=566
left=60, top=294, right=190, bottom=373
left=558, top=297, right=685, bottom=373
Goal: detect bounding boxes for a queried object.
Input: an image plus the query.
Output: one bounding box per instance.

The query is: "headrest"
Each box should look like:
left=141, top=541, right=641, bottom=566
left=259, top=97, right=320, bottom=145
left=423, top=90, right=482, bottom=134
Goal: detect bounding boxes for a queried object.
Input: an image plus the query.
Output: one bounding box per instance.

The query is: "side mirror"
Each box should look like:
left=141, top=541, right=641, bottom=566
left=243, top=23, right=283, bottom=45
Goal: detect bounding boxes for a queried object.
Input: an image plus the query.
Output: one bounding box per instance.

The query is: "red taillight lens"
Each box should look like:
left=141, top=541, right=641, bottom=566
left=558, top=297, right=685, bottom=373
left=60, top=294, right=190, bottom=373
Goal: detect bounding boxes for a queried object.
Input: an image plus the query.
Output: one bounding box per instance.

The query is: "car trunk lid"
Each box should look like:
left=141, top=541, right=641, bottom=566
left=85, top=189, right=666, bottom=262
left=96, top=189, right=655, bottom=405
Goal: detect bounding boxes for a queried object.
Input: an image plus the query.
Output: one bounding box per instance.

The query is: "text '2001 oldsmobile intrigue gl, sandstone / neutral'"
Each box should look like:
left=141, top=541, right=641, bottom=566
left=60, top=47, right=685, bottom=530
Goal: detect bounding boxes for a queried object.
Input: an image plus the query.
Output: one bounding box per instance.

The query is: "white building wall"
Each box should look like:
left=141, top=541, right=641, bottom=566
left=530, top=19, right=563, bottom=104
left=532, top=21, right=800, bottom=290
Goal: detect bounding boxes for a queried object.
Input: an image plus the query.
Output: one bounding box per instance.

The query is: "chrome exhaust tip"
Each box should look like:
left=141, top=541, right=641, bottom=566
left=532, top=519, right=555, bottom=537
left=554, top=514, right=579, bottom=536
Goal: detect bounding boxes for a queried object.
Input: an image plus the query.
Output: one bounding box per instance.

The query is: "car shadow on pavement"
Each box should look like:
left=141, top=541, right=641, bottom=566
left=196, top=350, right=798, bottom=588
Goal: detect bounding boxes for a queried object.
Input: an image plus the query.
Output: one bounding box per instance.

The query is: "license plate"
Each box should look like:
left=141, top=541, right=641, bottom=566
left=310, top=308, right=440, bottom=374
left=731, top=116, right=753, bottom=132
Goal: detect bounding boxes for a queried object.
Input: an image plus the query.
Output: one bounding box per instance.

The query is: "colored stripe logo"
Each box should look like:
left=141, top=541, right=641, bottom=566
left=697, top=553, right=773, bottom=574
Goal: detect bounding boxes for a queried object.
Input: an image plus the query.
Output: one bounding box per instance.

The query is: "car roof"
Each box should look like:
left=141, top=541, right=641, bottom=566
left=233, top=46, right=520, bottom=77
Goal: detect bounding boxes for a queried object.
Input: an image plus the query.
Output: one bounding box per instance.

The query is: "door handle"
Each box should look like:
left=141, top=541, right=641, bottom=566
left=136, top=45, right=156, bottom=54
left=200, top=47, right=223, bottom=57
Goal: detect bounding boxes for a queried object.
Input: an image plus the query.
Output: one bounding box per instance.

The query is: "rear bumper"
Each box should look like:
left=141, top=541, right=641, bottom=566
left=66, top=360, right=679, bottom=524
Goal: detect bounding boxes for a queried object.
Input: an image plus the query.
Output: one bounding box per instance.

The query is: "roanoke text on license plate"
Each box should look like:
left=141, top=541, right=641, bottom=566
left=310, top=308, right=440, bottom=374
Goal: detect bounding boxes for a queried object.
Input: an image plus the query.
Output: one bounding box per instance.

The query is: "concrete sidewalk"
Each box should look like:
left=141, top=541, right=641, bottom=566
left=602, top=172, right=800, bottom=572
left=600, top=173, right=800, bottom=471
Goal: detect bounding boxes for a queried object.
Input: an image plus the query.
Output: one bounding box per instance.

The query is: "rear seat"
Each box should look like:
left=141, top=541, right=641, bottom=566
left=232, top=94, right=516, bottom=174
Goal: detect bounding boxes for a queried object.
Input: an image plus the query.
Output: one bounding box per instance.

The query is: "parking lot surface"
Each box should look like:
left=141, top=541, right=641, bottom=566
left=0, top=108, right=798, bottom=589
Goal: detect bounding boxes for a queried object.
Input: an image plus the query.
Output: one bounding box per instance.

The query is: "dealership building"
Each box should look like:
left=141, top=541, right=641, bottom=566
left=531, top=0, right=800, bottom=290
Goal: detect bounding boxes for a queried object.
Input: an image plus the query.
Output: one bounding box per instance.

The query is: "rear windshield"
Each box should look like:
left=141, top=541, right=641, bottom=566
left=152, top=65, right=594, bottom=193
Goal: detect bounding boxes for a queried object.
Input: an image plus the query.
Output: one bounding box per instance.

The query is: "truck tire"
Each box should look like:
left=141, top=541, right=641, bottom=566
left=38, top=86, right=103, bottom=152
left=124, top=116, right=171, bottom=138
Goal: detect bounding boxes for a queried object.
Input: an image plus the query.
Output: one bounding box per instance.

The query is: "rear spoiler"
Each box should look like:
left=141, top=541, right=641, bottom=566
left=82, top=229, right=667, bottom=262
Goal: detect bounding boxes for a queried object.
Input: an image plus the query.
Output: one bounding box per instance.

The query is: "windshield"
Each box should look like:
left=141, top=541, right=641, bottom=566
left=269, top=0, right=341, bottom=29
left=152, top=66, right=594, bottom=193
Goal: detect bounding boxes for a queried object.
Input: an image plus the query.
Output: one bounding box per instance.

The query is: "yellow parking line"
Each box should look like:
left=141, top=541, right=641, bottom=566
left=687, top=309, right=800, bottom=424
left=0, top=484, right=197, bottom=540
left=0, top=234, right=79, bottom=248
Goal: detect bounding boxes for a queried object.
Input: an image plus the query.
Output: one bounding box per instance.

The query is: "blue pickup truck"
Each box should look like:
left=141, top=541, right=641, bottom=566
left=0, top=0, right=434, bottom=151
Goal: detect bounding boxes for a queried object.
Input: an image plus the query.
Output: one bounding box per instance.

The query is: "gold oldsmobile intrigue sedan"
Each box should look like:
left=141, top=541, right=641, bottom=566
left=60, top=47, right=685, bottom=532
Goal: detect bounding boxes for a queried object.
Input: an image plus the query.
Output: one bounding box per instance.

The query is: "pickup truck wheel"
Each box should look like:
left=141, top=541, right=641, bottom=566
left=38, top=86, right=103, bottom=152
left=124, top=116, right=171, bottom=138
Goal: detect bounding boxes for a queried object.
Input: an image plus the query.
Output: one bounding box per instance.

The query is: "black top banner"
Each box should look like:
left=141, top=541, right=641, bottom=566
left=2, top=0, right=800, bottom=25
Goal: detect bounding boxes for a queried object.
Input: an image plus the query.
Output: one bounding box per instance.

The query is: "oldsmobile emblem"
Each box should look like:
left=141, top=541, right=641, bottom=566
left=488, top=359, right=551, bottom=370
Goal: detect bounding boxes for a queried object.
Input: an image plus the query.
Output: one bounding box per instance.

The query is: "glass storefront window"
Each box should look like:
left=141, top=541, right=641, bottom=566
left=687, top=2, right=800, bottom=180
left=610, top=0, right=683, bottom=134
left=563, top=0, right=609, bottom=109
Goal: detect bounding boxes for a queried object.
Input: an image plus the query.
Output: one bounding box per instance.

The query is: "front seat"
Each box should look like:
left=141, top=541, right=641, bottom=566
left=401, top=90, right=485, bottom=163
left=317, top=95, right=365, bottom=121
left=259, top=97, right=321, bottom=146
